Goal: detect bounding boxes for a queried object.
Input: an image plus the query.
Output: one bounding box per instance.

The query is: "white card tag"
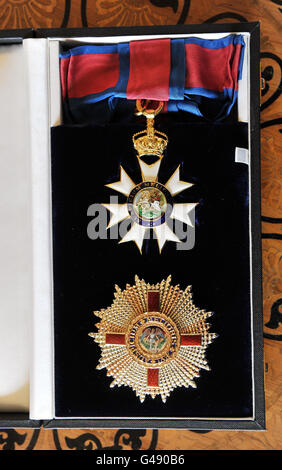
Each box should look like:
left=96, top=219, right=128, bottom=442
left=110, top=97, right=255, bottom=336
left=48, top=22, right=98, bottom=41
left=235, top=147, right=249, bottom=165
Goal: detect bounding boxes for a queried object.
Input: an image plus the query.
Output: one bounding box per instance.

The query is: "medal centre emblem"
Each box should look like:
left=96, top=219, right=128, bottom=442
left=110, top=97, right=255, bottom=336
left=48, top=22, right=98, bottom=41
left=127, top=181, right=173, bottom=228
left=133, top=186, right=167, bottom=221
left=140, top=325, right=167, bottom=354
left=125, top=312, right=180, bottom=367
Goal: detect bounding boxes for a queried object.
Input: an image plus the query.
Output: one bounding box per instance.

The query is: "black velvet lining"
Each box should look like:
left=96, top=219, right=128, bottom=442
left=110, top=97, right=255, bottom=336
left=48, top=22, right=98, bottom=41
left=63, top=96, right=238, bottom=126
left=51, top=120, right=252, bottom=418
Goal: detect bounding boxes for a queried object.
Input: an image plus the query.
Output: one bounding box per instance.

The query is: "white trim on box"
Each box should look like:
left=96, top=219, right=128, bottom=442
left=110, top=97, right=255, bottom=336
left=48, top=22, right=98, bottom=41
left=24, top=38, right=54, bottom=420
left=0, top=43, right=31, bottom=412
left=48, top=40, right=62, bottom=128
left=238, top=33, right=249, bottom=122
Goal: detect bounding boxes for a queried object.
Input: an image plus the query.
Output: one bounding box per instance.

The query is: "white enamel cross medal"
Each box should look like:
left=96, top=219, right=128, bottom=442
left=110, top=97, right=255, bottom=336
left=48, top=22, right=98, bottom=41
left=103, top=100, right=198, bottom=253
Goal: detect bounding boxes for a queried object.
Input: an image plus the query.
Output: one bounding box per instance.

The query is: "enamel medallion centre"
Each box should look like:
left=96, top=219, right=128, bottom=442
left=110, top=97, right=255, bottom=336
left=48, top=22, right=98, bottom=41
left=126, top=313, right=180, bottom=366
left=127, top=181, right=173, bottom=227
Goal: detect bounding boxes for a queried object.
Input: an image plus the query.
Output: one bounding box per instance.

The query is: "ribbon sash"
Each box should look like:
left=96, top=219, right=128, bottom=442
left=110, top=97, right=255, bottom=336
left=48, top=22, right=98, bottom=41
left=60, top=35, right=245, bottom=123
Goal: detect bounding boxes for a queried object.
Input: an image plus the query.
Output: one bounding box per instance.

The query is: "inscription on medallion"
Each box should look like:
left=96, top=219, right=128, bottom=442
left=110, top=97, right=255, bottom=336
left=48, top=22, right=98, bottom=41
left=127, top=181, right=173, bottom=228
left=126, top=313, right=180, bottom=367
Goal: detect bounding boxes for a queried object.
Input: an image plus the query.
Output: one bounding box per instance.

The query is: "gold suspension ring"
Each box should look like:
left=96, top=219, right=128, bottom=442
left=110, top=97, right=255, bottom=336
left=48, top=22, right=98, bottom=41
left=135, top=99, right=164, bottom=118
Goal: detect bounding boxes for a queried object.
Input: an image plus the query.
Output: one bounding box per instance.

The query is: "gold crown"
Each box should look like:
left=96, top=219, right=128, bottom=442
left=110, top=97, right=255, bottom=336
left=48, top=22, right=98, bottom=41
left=132, top=128, right=168, bottom=158
left=133, top=100, right=168, bottom=157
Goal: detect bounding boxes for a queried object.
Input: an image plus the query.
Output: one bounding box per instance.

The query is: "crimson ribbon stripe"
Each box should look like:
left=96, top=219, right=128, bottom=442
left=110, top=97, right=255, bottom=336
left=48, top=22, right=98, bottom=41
left=127, top=39, right=171, bottom=101
left=185, top=42, right=241, bottom=92
left=68, top=52, right=119, bottom=99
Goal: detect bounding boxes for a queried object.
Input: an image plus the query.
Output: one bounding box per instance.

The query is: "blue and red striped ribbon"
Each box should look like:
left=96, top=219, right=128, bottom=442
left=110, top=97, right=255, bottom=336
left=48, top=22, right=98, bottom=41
left=60, top=35, right=245, bottom=123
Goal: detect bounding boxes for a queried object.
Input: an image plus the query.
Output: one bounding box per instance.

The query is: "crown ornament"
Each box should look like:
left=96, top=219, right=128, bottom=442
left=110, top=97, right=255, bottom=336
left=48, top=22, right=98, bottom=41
left=132, top=100, right=168, bottom=158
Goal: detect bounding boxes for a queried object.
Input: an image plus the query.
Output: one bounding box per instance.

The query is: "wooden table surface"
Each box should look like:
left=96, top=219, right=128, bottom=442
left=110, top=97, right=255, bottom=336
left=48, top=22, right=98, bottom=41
left=0, top=0, right=281, bottom=451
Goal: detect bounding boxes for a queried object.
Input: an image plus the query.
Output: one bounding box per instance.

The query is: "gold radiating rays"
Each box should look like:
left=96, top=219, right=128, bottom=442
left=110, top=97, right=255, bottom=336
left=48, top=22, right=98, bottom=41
left=89, top=276, right=217, bottom=402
